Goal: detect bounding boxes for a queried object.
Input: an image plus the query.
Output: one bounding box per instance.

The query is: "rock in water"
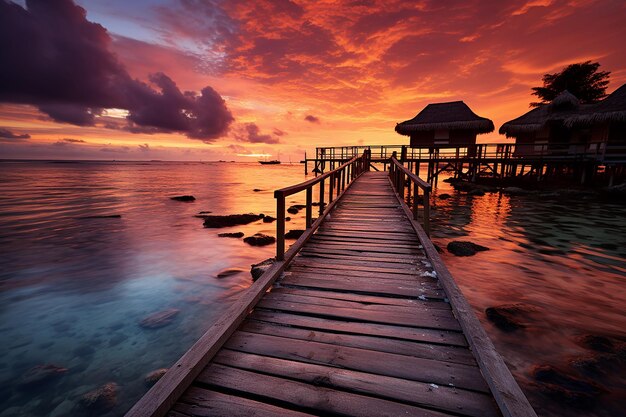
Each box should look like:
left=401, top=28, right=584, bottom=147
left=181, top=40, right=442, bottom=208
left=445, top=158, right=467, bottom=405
left=531, top=365, right=605, bottom=408
left=139, top=308, right=180, bottom=329
left=216, top=269, right=244, bottom=278
left=145, top=369, right=168, bottom=387
left=447, top=241, right=489, bottom=256
left=18, top=364, right=68, bottom=388
left=438, top=193, right=451, bottom=200
left=217, top=232, right=244, bottom=238
left=203, top=213, right=262, bottom=228
left=485, top=304, right=527, bottom=331
left=170, top=195, right=195, bottom=202
left=287, top=204, right=307, bottom=214
left=262, top=216, right=276, bottom=223
left=251, top=258, right=274, bottom=281
left=285, top=229, right=305, bottom=239
left=244, top=233, right=276, bottom=246
left=80, top=382, right=118, bottom=411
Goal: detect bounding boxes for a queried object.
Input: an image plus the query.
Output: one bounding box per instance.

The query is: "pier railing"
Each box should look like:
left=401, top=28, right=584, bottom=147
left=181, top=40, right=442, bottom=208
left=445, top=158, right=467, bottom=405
left=274, top=150, right=370, bottom=260
left=388, top=154, right=432, bottom=235
left=314, top=142, right=618, bottom=163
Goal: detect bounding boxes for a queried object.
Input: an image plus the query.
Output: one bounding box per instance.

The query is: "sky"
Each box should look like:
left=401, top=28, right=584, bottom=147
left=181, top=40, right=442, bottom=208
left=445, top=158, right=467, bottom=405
left=1, top=0, right=625, bottom=161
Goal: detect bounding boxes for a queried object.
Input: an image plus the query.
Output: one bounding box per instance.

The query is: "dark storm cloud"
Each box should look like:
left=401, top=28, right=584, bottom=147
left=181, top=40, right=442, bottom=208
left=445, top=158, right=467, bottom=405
left=0, top=0, right=233, bottom=141
left=0, top=128, right=31, bottom=140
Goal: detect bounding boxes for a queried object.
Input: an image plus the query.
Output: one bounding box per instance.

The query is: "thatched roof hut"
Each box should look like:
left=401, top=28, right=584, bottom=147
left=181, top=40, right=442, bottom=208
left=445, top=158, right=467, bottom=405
left=395, top=101, right=494, bottom=148
left=500, top=85, right=626, bottom=137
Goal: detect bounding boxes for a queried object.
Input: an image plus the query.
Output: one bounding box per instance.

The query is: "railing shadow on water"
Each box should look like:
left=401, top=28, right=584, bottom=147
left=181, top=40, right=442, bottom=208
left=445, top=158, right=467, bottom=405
left=274, top=151, right=371, bottom=260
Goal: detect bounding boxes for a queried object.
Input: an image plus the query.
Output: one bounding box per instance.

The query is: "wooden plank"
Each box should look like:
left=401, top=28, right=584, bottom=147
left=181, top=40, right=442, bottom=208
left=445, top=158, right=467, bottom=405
left=224, top=331, right=488, bottom=392
left=256, top=298, right=460, bottom=330
left=250, top=310, right=468, bottom=347
left=197, top=363, right=449, bottom=417
left=300, top=248, right=419, bottom=263
left=214, top=350, right=498, bottom=417
left=281, top=275, right=444, bottom=299
left=264, top=289, right=450, bottom=311
left=240, top=320, right=475, bottom=365
left=290, top=259, right=421, bottom=275
left=175, top=386, right=314, bottom=417
left=270, top=286, right=444, bottom=308
left=283, top=270, right=439, bottom=290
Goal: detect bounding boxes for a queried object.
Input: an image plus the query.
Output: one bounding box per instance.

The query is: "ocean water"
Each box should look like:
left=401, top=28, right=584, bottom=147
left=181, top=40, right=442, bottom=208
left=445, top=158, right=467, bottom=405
left=0, top=161, right=624, bottom=417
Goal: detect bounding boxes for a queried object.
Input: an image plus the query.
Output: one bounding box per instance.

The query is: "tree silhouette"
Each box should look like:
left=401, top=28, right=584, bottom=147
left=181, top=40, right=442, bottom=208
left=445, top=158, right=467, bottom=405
left=530, top=61, right=610, bottom=107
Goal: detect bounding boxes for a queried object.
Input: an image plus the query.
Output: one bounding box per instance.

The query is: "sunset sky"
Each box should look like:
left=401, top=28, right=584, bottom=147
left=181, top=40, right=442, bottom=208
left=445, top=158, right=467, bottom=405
left=1, top=0, right=625, bottom=161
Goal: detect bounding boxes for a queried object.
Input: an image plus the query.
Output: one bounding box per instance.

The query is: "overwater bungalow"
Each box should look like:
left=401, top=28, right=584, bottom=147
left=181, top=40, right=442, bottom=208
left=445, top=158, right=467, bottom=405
left=500, top=84, right=626, bottom=161
left=395, top=101, right=494, bottom=148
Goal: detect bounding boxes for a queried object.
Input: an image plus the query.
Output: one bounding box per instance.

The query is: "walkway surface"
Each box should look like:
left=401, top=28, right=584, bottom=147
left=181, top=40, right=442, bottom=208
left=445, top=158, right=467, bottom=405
left=166, top=172, right=502, bottom=417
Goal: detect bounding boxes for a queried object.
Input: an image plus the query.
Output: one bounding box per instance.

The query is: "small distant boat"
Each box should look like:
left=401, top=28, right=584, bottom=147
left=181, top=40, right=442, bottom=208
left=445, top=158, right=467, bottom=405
left=259, top=160, right=281, bottom=165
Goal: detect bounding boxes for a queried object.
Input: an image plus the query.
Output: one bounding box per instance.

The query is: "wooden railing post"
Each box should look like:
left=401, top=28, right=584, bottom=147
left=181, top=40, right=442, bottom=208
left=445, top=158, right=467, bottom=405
left=305, top=187, right=312, bottom=228
left=413, top=188, right=419, bottom=220
left=319, top=179, right=325, bottom=216
left=328, top=173, right=334, bottom=203
left=423, top=189, right=430, bottom=236
left=276, top=193, right=286, bottom=260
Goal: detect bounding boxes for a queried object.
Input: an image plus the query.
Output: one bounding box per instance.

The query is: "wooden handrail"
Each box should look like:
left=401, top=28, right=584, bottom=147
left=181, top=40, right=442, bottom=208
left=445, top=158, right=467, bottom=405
left=388, top=154, right=431, bottom=235
left=274, top=150, right=370, bottom=260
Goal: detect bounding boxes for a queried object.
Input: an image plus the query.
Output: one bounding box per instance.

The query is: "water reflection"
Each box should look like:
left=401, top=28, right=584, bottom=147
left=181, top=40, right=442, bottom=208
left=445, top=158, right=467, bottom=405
left=0, top=161, right=307, bottom=416
left=431, top=178, right=626, bottom=417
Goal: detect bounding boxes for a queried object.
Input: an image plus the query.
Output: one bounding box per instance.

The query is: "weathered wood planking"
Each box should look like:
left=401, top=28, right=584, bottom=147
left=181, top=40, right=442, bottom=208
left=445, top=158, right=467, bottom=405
left=127, top=171, right=536, bottom=417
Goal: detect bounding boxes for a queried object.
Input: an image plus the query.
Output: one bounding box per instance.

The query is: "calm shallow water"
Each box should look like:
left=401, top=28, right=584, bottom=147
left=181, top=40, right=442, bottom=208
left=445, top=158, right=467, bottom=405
left=0, top=161, right=624, bottom=417
left=430, top=179, right=626, bottom=417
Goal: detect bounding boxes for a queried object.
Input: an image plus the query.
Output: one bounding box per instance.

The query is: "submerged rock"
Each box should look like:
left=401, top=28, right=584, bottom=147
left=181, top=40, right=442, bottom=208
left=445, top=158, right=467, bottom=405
left=244, top=233, right=275, bottom=246
left=144, top=369, right=168, bottom=387
left=576, top=335, right=615, bottom=353
left=80, top=382, right=118, bottom=411
left=203, top=213, right=262, bottom=228
left=253, top=189, right=263, bottom=192
left=262, top=216, right=276, bottom=223
left=468, top=189, right=485, bottom=196
left=287, top=204, right=306, bottom=214
left=285, top=229, right=305, bottom=239
left=170, top=195, right=195, bottom=202
left=447, top=241, right=489, bottom=256
left=485, top=304, right=528, bottom=332
left=531, top=364, right=605, bottom=408
left=438, top=193, right=451, bottom=200
left=251, top=258, right=274, bottom=281
left=139, top=308, right=180, bottom=329
left=18, top=364, right=68, bottom=388
left=217, top=232, right=244, bottom=238
left=216, top=269, right=244, bottom=278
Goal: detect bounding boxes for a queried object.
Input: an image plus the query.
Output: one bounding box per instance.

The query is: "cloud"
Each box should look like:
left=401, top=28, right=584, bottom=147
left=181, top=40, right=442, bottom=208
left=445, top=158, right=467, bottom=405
left=304, top=115, right=320, bottom=123
left=0, top=0, right=233, bottom=141
left=0, top=128, right=30, bottom=140
left=273, top=128, right=287, bottom=136
left=138, top=143, right=150, bottom=151
left=53, top=138, right=86, bottom=146
left=233, top=123, right=280, bottom=144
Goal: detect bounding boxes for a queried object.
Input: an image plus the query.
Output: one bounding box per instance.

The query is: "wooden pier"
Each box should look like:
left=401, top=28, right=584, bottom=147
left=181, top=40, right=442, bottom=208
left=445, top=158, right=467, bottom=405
left=306, top=143, right=626, bottom=185
left=126, top=153, right=537, bottom=417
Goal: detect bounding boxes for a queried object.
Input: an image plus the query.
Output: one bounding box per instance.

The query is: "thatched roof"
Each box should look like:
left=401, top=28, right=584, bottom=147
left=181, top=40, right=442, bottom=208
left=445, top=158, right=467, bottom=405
left=500, top=84, right=626, bottom=137
left=395, top=101, right=494, bottom=135
left=564, top=84, right=626, bottom=127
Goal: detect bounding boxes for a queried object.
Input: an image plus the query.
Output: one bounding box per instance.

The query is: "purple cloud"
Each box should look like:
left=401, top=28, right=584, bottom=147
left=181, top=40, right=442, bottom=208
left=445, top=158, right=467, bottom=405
left=234, top=123, right=280, bottom=144
left=0, top=128, right=30, bottom=140
left=304, top=115, right=320, bottom=123
left=0, top=0, right=233, bottom=141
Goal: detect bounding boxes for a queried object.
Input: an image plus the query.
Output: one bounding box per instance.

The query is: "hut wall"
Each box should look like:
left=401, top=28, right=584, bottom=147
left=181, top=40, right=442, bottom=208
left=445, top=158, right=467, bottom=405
left=409, top=129, right=476, bottom=147
left=409, top=131, right=435, bottom=147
